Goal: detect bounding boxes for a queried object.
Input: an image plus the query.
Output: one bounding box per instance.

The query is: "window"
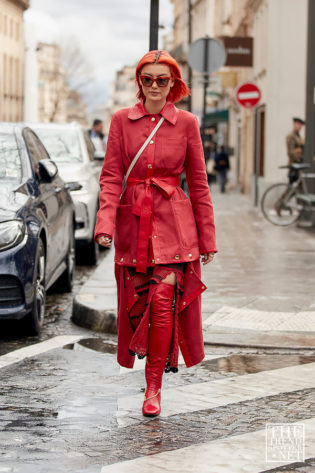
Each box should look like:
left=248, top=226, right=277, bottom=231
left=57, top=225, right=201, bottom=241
left=33, top=128, right=83, bottom=164
left=3, top=54, right=7, bottom=96
left=9, top=56, right=13, bottom=96
left=23, top=129, right=50, bottom=176
left=15, top=58, right=19, bottom=97
left=0, top=131, right=22, bottom=183
left=83, top=130, right=95, bottom=161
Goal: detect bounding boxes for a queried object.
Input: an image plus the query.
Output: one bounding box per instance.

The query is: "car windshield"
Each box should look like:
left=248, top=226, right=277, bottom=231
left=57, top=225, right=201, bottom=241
left=0, top=132, right=22, bottom=185
left=34, top=128, right=83, bottom=164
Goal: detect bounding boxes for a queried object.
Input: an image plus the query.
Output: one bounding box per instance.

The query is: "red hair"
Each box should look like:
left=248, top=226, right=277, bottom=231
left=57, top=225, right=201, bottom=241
left=135, top=50, right=191, bottom=103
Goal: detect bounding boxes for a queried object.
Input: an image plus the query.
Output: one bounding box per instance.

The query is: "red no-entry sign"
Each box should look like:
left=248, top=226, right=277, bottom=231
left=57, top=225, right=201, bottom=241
left=236, top=82, right=261, bottom=108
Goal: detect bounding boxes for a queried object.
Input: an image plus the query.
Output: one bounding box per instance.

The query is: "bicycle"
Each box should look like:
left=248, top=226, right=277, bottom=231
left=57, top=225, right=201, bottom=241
left=261, top=163, right=315, bottom=226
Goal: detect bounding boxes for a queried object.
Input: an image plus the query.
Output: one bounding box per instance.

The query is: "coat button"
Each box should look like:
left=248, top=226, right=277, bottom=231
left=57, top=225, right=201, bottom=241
left=188, top=253, right=192, bottom=258
left=156, top=258, right=160, bottom=261
left=190, top=270, right=193, bottom=274
left=153, top=235, right=157, bottom=238
left=151, top=259, right=155, bottom=263
left=150, top=140, right=154, bottom=144
left=132, top=259, right=136, bottom=263
left=148, top=164, right=152, bottom=169
left=174, top=255, right=179, bottom=260
left=120, top=257, right=124, bottom=262
left=183, top=301, right=186, bottom=305
left=151, top=117, right=156, bottom=121
left=134, top=294, right=138, bottom=298
left=201, top=285, right=205, bottom=289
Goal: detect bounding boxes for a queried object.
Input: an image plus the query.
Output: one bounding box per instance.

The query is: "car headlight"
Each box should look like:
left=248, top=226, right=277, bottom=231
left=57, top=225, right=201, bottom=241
left=0, top=220, right=25, bottom=251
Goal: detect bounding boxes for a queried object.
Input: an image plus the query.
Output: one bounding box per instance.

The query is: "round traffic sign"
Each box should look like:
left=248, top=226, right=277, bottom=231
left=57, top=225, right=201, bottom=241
left=235, top=82, right=261, bottom=108
left=188, top=37, right=226, bottom=74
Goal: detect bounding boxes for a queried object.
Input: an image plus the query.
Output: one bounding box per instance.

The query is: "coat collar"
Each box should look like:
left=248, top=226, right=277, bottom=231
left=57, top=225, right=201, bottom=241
left=128, top=98, right=178, bottom=125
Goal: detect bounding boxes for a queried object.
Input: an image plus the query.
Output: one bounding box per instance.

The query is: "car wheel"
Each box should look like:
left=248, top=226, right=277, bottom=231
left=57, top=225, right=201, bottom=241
left=24, top=239, right=46, bottom=336
left=85, top=237, right=99, bottom=265
left=58, top=225, right=75, bottom=292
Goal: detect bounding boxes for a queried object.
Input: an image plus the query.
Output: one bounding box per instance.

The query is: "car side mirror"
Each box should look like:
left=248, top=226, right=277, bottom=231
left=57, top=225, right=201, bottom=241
left=94, top=151, right=105, bottom=161
left=38, top=159, right=58, bottom=182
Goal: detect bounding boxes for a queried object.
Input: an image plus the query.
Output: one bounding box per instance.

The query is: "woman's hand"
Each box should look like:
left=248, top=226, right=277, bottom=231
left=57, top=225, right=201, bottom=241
left=200, top=252, right=215, bottom=265
left=96, top=235, right=112, bottom=248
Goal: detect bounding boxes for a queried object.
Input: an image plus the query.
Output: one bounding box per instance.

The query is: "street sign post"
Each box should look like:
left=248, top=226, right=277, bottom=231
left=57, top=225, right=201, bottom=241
left=188, top=37, right=226, bottom=136
left=188, top=37, right=226, bottom=74
left=236, top=82, right=261, bottom=108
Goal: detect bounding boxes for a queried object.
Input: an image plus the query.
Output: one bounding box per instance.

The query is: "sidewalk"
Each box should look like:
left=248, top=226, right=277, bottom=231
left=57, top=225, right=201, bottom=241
left=72, top=186, right=315, bottom=349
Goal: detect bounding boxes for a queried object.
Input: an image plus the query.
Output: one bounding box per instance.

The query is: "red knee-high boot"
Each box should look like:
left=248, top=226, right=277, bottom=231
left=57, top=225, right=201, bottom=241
left=142, top=281, right=175, bottom=417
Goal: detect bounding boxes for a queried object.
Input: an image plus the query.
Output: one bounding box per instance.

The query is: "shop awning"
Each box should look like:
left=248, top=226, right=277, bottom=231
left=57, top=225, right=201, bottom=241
left=205, top=109, right=229, bottom=126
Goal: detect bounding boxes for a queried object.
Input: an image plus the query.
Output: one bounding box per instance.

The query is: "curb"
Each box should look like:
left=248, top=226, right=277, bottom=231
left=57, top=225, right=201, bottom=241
left=71, top=246, right=118, bottom=334
left=72, top=298, right=117, bottom=334
left=203, top=327, right=315, bottom=350
left=71, top=247, right=315, bottom=349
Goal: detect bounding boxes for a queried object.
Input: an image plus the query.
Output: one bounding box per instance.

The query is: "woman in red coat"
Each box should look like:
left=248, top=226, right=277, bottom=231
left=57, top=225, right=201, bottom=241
left=95, top=50, right=217, bottom=417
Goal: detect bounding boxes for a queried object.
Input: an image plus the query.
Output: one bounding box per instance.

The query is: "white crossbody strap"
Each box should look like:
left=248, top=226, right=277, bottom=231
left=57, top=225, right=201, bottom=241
left=121, top=116, right=165, bottom=195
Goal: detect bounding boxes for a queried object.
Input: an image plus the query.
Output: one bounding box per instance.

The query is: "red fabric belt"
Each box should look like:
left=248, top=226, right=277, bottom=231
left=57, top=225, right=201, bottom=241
left=127, top=175, right=179, bottom=273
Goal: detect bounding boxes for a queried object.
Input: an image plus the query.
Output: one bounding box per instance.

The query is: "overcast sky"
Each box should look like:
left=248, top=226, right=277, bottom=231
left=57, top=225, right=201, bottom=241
left=25, top=0, right=174, bottom=113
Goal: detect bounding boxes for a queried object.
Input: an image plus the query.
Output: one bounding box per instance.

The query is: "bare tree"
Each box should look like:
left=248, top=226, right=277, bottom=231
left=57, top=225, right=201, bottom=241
left=60, top=36, right=94, bottom=94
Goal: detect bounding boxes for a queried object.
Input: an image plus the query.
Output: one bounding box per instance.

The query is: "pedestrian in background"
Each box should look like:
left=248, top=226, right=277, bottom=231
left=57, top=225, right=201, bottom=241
left=89, top=119, right=106, bottom=156
left=286, top=117, right=305, bottom=184
left=94, top=49, right=217, bottom=418
left=215, top=145, right=230, bottom=193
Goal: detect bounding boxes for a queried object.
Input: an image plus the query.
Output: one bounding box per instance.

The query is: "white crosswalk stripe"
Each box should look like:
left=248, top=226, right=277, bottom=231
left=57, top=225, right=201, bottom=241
left=101, top=417, right=315, bottom=473
left=106, top=356, right=315, bottom=472
left=116, top=361, right=315, bottom=427
left=0, top=335, right=85, bottom=369
left=119, top=353, right=223, bottom=374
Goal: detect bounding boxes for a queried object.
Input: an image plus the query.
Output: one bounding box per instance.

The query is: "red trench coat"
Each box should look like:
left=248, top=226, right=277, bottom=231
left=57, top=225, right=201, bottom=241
left=94, top=98, right=217, bottom=369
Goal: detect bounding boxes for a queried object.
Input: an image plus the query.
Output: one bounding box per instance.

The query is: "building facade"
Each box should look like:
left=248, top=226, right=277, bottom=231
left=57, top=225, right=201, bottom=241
left=170, top=0, right=308, bottom=197
left=36, top=42, right=68, bottom=123
left=103, top=65, right=137, bottom=134
left=0, top=0, right=29, bottom=121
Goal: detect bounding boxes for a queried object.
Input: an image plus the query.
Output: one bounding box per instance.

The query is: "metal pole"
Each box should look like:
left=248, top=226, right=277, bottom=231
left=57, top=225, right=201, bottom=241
left=149, top=0, right=159, bottom=51
left=254, top=107, right=259, bottom=206
left=202, top=38, right=209, bottom=129
left=188, top=0, right=192, bottom=112
left=305, top=0, right=315, bottom=192
left=201, top=37, right=209, bottom=149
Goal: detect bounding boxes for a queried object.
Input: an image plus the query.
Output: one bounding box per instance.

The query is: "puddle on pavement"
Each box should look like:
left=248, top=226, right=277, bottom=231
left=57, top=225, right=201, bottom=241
left=63, top=338, right=117, bottom=354
left=0, top=405, right=58, bottom=418
left=201, top=354, right=315, bottom=375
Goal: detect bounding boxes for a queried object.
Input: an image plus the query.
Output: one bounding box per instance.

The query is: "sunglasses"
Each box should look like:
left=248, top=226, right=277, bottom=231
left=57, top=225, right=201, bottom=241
left=140, top=75, right=173, bottom=87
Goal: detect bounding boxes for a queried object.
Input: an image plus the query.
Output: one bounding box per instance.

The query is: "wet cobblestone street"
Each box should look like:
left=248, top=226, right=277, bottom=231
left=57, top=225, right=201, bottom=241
left=1, top=189, right=315, bottom=473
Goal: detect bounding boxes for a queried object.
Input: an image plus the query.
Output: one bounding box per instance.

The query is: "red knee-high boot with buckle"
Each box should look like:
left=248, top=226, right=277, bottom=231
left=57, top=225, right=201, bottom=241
left=142, top=281, right=175, bottom=417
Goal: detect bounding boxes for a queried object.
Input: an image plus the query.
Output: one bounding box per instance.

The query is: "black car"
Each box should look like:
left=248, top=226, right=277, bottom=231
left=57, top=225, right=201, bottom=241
left=0, top=123, right=75, bottom=335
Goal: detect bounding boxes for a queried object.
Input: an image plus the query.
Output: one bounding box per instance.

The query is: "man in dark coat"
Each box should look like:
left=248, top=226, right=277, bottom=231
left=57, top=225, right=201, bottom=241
left=286, top=117, right=305, bottom=184
left=214, top=145, right=230, bottom=193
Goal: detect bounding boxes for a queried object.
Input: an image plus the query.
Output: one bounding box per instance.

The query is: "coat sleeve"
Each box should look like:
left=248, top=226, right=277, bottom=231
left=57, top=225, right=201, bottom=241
left=94, top=112, right=124, bottom=240
left=185, top=115, right=217, bottom=254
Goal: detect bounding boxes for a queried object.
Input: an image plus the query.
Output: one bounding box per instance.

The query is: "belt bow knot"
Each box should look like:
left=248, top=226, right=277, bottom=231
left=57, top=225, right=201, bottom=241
left=127, top=175, right=179, bottom=272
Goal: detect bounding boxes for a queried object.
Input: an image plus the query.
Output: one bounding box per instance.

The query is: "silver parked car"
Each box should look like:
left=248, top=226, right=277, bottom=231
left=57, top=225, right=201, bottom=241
left=31, top=122, right=101, bottom=265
